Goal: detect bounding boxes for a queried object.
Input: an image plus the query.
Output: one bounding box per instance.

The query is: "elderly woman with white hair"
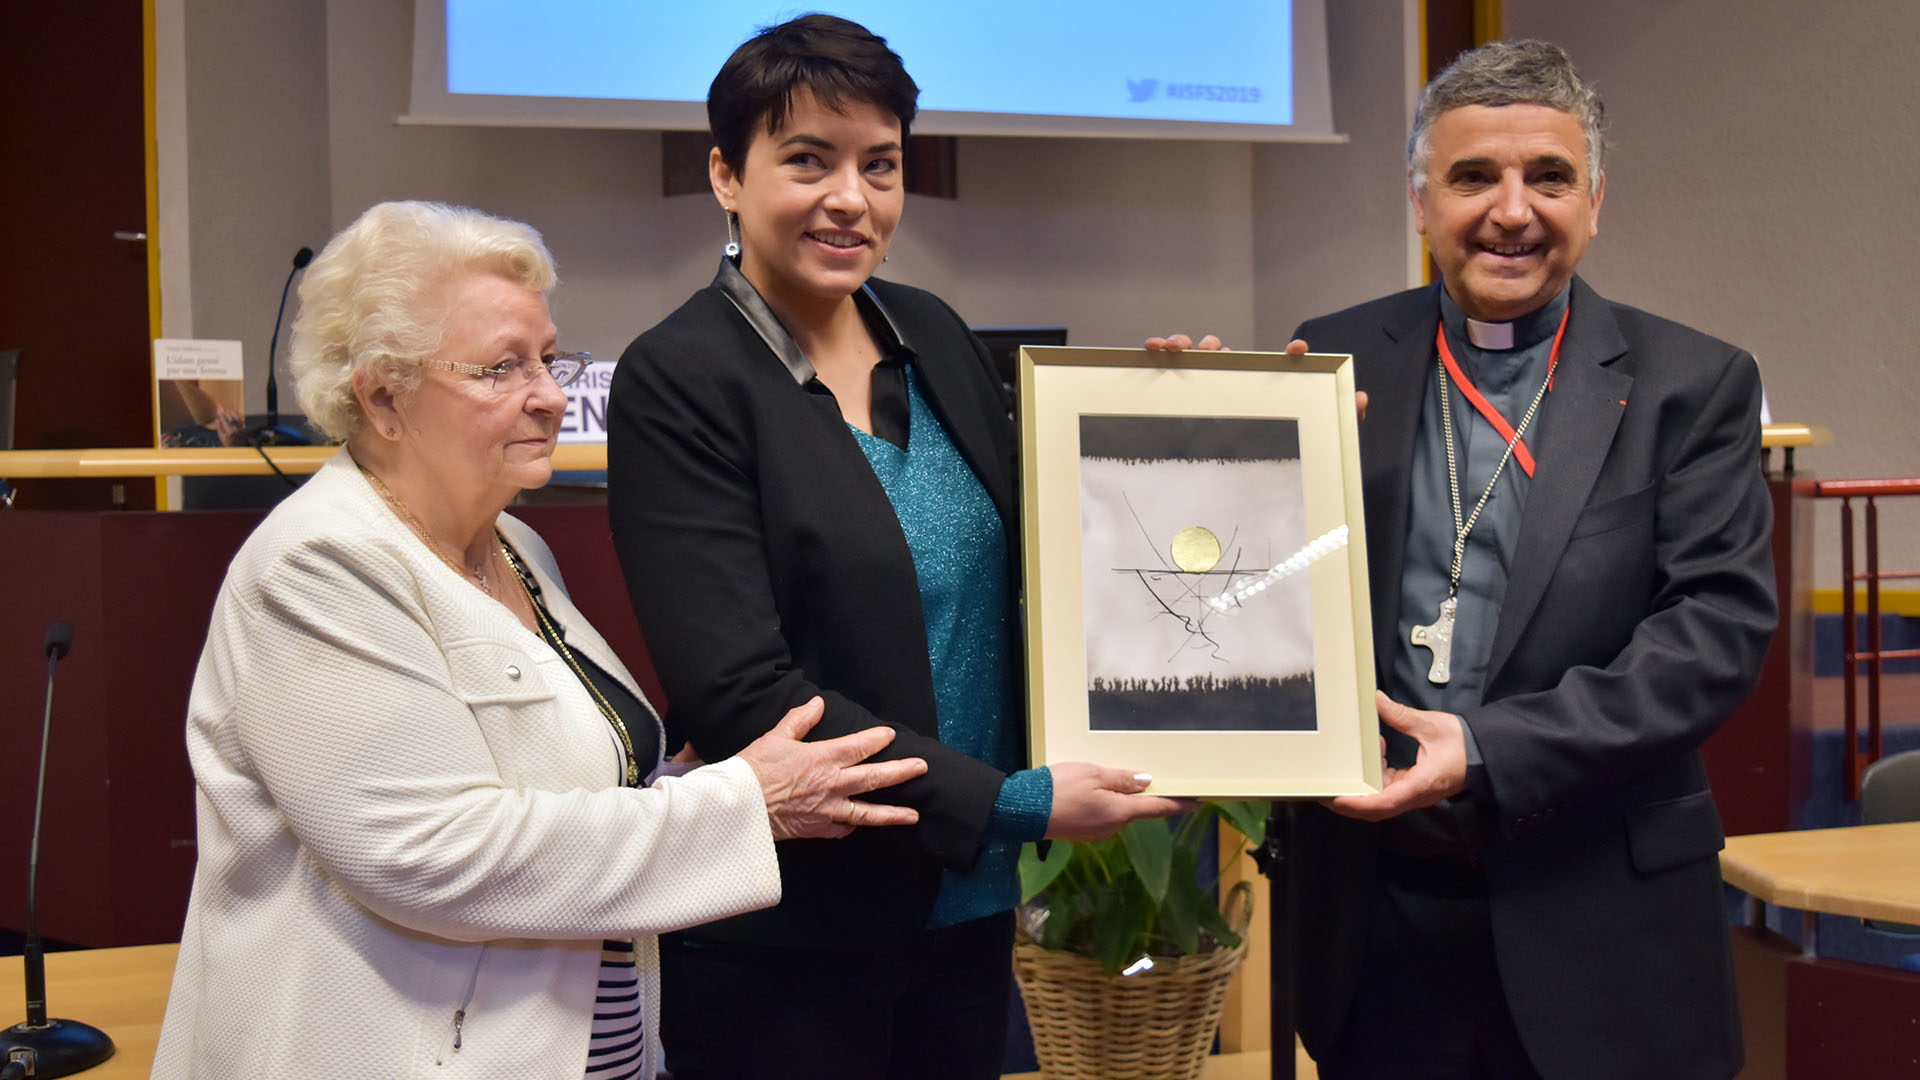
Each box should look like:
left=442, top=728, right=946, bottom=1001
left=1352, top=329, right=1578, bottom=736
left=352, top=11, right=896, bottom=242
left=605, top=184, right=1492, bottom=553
left=151, top=200, right=926, bottom=1080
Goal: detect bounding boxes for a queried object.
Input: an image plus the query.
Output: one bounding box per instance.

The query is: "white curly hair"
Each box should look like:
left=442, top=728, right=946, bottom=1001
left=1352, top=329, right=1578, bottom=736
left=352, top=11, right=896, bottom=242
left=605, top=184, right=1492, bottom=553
left=288, top=201, right=558, bottom=441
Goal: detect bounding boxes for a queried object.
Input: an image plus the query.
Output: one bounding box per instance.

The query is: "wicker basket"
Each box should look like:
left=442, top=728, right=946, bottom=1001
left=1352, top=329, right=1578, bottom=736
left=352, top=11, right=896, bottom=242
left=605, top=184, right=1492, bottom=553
left=1011, top=882, right=1253, bottom=1080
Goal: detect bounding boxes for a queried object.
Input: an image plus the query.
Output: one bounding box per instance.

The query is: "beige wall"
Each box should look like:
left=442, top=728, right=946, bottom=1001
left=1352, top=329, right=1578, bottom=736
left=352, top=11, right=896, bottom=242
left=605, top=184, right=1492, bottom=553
left=1253, top=0, right=1422, bottom=340
left=1509, top=0, right=1920, bottom=585
left=158, top=0, right=1914, bottom=585
left=168, top=0, right=332, bottom=393
left=160, top=0, right=1412, bottom=404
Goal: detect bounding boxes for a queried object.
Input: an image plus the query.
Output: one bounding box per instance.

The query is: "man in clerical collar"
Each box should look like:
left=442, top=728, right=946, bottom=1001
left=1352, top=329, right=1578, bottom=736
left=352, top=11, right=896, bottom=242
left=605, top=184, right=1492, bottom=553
left=1282, top=40, right=1776, bottom=1080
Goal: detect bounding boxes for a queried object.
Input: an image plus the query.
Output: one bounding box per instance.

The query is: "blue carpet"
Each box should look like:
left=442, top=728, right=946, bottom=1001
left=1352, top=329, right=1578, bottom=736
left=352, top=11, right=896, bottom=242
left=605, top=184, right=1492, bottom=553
left=1814, top=612, right=1920, bottom=677
left=1796, top=723, right=1920, bottom=831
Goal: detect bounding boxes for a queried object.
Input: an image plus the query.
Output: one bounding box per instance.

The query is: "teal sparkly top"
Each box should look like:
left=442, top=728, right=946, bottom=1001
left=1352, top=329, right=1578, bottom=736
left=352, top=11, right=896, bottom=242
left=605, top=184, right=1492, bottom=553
left=848, top=365, right=1052, bottom=928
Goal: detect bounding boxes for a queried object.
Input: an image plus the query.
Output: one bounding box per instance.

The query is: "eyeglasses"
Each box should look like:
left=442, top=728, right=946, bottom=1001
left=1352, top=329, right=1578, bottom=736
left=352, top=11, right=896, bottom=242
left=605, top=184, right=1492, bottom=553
left=422, top=351, right=591, bottom=391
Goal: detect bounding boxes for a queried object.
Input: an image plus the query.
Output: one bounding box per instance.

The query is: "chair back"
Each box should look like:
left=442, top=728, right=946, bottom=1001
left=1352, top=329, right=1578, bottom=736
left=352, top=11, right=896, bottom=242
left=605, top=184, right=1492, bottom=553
left=1858, top=748, right=1920, bottom=934
left=1860, top=748, right=1920, bottom=827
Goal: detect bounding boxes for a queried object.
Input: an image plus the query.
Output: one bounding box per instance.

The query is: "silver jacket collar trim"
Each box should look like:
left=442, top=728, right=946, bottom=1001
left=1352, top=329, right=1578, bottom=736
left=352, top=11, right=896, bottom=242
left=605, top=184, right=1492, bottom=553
left=711, top=256, right=911, bottom=386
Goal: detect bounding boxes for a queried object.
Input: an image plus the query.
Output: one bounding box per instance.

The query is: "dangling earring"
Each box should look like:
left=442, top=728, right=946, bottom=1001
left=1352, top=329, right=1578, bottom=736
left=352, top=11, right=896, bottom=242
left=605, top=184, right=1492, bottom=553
left=724, top=210, right=741, bottom=260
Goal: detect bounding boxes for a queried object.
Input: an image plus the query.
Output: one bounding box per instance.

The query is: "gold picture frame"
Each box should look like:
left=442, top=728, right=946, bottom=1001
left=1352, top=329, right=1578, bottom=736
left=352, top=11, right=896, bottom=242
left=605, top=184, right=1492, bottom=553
left=1019, top=346, right=1381, bottom=797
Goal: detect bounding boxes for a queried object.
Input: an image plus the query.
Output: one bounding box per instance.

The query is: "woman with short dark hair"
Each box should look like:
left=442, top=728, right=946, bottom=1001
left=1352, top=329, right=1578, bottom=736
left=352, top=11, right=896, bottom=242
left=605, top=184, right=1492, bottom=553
left=608, top=16, right=1185, bottom=1080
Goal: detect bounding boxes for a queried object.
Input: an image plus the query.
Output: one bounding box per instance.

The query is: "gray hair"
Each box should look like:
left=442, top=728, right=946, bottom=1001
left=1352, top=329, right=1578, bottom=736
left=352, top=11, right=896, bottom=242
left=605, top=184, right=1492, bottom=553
left=289, top=201, right=558, bottom=441
left=1408, top=39, right=1606, bottom=191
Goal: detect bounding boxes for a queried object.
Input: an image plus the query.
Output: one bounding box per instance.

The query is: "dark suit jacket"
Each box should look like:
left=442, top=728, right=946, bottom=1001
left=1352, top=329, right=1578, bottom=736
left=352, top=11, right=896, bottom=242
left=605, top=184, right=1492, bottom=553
left=1288, top=277, right=1776, bottom=1080
left=607, top=267, right=1019, bottom=949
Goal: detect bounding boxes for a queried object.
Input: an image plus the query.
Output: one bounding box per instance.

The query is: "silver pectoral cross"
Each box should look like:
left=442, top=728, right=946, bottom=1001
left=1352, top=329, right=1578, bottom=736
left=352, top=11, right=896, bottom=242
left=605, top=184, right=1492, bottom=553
left=1410, top=595, right=1458, bottom=684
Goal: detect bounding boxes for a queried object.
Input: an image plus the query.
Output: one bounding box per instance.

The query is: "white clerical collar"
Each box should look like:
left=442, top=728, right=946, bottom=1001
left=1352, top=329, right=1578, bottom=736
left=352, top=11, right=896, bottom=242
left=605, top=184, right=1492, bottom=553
left=1465, top=318, right=1514, bottom=350
left=1440, top=285, right=1571, bottom=353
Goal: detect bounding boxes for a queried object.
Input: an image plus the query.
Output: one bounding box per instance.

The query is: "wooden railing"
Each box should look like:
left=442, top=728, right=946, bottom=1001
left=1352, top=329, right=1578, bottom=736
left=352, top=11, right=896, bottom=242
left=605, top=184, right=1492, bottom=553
left=0, top=443, right=608, bottom=478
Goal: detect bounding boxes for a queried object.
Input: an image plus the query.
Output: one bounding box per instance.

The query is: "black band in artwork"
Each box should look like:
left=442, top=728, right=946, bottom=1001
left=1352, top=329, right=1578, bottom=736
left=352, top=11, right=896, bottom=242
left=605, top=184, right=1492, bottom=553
left=1077, top=414, right=1301, bottom=464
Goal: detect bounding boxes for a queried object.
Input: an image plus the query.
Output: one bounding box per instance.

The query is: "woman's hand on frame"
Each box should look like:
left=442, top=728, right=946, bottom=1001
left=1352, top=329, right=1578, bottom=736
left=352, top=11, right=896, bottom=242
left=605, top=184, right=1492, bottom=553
left=1042, top=762, right=1194, bottom=842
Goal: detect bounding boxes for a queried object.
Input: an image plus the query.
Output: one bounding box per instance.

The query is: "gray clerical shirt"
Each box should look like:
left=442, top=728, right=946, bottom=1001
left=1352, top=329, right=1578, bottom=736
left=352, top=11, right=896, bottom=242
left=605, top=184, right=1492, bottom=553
left=1387, top=286, right=1569, bottom=776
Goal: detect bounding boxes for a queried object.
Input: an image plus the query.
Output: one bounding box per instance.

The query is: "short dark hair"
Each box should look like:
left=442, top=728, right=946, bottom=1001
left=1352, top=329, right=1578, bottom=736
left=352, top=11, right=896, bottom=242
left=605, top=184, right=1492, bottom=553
left=707, top=13, right=919, bottom=176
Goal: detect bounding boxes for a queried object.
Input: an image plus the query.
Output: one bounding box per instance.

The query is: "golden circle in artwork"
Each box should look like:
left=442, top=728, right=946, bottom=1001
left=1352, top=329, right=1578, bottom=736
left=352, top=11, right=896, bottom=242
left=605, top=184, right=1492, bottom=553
left=1170, top=526, right=1222, bottom=573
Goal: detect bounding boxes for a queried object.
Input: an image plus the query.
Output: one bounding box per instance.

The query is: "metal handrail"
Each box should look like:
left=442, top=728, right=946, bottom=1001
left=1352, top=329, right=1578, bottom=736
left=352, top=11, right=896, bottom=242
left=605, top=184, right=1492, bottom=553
left=1811, top=477, right=1920, bottom=796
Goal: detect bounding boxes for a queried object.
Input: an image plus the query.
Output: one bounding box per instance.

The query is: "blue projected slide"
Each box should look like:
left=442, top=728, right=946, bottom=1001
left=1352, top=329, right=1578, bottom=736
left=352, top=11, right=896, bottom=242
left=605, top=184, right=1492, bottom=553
left=444, top=1, right=1294, bottom=128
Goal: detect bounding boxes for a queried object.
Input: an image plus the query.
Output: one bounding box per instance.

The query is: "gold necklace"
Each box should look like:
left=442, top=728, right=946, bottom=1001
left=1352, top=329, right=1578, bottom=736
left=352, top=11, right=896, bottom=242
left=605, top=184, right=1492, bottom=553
left=361, top=462, right=639, bottom=787
left=361, top=465, right=494, bottom=591
left=502, top=544, right=641, bottom=788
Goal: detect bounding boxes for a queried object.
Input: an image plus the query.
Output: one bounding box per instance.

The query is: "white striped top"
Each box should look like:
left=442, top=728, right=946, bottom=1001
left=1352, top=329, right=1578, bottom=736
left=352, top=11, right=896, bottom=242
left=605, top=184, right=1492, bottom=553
left=586, top=939, right=645, bottom=1079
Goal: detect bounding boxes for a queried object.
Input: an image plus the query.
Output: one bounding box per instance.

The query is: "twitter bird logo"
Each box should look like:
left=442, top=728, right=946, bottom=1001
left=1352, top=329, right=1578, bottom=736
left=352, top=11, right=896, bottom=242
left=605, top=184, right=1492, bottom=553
left=1126, top=78, right=1158, bottom=103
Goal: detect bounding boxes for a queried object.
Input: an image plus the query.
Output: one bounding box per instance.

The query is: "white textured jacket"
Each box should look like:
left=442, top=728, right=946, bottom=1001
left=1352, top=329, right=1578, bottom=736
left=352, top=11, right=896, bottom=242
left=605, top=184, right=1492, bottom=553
left=152, top=450, right=782, bottom=1079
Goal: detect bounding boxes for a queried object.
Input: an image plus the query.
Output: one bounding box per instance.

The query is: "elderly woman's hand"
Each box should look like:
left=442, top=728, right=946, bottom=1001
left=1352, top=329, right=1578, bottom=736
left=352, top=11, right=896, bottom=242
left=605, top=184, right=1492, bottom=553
left=736, top=697, right=927, bottom=840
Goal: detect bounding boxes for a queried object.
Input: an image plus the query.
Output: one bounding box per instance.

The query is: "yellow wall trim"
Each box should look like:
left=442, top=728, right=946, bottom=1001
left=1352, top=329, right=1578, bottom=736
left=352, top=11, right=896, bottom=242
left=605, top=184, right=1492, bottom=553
left=1474, top=0, right=1503, bottom=45
left=1812, top=588, right=1920, bottom=617
left=145, top=0, right=166, bottom=507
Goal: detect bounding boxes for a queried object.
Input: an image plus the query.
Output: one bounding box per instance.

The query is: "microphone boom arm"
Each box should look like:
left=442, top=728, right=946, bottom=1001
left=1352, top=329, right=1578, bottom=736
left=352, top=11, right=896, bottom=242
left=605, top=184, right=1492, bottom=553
left=5, top=621, right=115, bottom=1076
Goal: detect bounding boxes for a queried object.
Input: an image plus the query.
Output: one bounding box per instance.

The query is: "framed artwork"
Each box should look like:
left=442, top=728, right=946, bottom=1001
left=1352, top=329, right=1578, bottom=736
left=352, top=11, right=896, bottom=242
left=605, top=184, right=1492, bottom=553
left=1019, top=347, right=1380, bottom=797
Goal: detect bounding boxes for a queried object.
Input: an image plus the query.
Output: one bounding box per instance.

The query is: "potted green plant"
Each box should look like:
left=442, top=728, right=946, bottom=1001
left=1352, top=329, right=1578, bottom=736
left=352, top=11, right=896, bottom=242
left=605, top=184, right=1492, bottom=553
left=1012, top=801, right=1268, bottom=1080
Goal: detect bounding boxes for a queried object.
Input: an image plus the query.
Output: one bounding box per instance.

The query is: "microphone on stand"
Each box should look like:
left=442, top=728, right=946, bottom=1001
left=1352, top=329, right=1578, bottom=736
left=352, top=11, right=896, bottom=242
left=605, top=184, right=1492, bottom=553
left=3, top=621, right=114, bottom=1077
left=249, top=246, right=314, bottom=447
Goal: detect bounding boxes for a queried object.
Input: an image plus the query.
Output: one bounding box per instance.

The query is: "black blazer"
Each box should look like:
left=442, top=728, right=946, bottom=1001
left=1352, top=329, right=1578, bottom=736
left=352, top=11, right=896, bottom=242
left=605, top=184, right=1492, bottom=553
left=607, top=265, right=1020, bottom=948
left=1288, top=278, right=1776, bottom=1080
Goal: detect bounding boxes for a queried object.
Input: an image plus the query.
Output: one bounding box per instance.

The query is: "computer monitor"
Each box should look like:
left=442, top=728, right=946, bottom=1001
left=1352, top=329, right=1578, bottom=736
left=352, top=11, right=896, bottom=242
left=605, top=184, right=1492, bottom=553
left=969, top=326, right=1068, bottom=402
